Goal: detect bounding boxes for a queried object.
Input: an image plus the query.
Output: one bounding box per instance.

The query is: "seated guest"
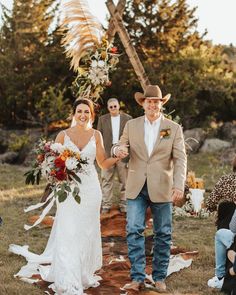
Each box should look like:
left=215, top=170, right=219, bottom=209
left=206, top=155, right=236, bottom=289
left=206, top=155, right=236, bottom=212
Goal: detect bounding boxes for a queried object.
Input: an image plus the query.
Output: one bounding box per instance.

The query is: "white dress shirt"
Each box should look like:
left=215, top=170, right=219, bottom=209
left=111, top=115, right=120, bottom=144
left=144, top=114, right=162, bottom=157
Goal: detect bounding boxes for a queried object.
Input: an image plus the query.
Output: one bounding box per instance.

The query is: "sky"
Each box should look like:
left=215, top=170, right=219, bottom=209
left=0, top=0, right=236, bottom=46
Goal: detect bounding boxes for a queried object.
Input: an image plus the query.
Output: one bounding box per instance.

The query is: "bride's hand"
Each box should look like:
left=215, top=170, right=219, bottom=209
left=116, top=145, right=129, bottom=159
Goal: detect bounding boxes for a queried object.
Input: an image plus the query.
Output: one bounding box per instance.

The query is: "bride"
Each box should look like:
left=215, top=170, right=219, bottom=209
left=9, top=98, right=120, bottom=295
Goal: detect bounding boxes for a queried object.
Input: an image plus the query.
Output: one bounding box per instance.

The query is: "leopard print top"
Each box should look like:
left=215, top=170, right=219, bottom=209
left=206, top=172, right=236, bottom=212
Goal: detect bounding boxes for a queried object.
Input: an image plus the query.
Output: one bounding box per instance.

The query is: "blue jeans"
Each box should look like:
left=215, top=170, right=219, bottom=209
left=126, top=182, right=172, bottom=282
left=215, top=228, right=235, bottom=277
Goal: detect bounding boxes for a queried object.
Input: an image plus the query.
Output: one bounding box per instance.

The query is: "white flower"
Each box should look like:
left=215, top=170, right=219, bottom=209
left=88, top=67, right=109, bottom=86
left=41, top=160, right=51, bottom=178
left=46, top=156, right=55, bottom=164
left=65, top=157, right=78, bottom=170
left=91, top=60, right=98, bottom=68
left=50, top=143, right=64, bottom=153
left=98, top=60, right=105, bottom=67
left=93, top=51, right=99, bottom=59
left=66, top=144, right=79, bottom=154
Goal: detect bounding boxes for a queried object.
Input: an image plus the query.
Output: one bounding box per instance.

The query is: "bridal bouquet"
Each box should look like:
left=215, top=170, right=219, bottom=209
left=25, top=139, right=88, bottom=204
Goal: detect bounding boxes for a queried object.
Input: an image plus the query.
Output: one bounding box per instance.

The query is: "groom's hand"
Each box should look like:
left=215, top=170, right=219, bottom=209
left=172, top=188, right=184, bottom=207
left=115, top=145, right=129, bottom=159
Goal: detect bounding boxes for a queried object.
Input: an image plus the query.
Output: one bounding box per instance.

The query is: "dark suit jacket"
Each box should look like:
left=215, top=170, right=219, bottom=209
left=97, top=112, right=132, bottom=159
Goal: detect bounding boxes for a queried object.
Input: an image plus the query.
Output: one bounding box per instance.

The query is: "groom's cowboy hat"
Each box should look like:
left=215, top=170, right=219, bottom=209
left=134, top=85, right=171, bottom=106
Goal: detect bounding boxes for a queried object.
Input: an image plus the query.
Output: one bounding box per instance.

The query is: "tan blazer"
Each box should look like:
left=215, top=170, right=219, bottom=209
left=115, top=115, right=187, bottom=202
left=97, top=112, right=132, bottom=158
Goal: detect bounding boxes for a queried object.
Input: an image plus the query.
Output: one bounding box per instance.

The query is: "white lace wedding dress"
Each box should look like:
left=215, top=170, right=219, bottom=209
left=9, top=133, right=103, bottom=295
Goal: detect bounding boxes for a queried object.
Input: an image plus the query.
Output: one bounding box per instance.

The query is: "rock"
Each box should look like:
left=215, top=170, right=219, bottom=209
left=0, top=152, right=19, bottom=164
left=220, top=147, right=236, bottom=165
left=184, top=128, right=207, bottom=153
left=200, top=138, right=232, bottom=153
left=0, top=129, right=9, bottom=153
left=218, top=122, right=236, bottom=143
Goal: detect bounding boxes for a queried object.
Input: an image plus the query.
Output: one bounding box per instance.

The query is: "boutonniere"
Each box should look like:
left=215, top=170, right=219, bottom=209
left=160, top=128, right=171, bottom=139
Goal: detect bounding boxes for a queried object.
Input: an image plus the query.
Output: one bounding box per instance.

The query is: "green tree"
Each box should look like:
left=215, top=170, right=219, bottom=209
left=158, top=44, right=235, bottom=126
left=0, top=1, right=73, bottom=126
left=103, top=0, right=204, bottom=116
left=104, top=0, right=235, bottom=126
left=35, top=86, right=71, bottom=136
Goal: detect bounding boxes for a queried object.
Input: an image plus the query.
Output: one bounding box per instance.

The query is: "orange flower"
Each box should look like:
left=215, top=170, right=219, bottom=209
left=61, top=149, right=74, bottom=160
left=160, top=128, right=171, bottom=139
left=50, top=169, right=57, bottom=176
left=37, top=154, right=45, bottom=163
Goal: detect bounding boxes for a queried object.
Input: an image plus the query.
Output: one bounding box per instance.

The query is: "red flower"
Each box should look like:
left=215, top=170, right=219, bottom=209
left=110, top=46, right=118, bottom=53
left=54, top=157, right=65, bottom=169
left=56, top=170, right=67, bottom=181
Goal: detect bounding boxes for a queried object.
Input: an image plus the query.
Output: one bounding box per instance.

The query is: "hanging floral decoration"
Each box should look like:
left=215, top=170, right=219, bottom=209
left=60, top=0, right=119, bottom=100
left=73, top=37, right=119, bottom=99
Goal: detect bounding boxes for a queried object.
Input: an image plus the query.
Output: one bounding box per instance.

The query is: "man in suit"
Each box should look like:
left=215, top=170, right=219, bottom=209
left=97, top=98, right=132, bottom=214
left=113, top=85, right=187, bottom=293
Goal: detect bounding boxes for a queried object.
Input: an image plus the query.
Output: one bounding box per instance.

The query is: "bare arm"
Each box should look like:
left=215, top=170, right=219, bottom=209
left=112, top=121, right=130, bottom=158
left=55, top=131, right=65, bottom=144
left=95, top=130, right=119, bottom=169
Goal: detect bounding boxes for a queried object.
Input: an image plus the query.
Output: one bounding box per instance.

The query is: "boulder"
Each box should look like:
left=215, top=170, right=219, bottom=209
left=0, top=129, right=9, bottom=153
left=184, top=128, right=207, bottom=153
left=0, top=152, right=19, bottom=164
left=200, top=138, right=232, bottom=153
left=218, top=122, right=236, bottom=143
left=220, top=147, right=236, bottom=165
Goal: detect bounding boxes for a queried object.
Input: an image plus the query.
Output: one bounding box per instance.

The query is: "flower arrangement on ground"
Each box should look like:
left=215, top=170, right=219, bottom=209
left=25, top=139, right=88, bottom=204
left=173, top=171, right=209, bottom=218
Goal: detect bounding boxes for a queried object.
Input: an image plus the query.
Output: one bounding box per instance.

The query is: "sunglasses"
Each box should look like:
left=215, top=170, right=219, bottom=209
left=109, top=105, right=117, bottom=109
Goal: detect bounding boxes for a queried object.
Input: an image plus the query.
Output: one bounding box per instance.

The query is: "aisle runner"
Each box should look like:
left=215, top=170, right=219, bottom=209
left=28, top=208, right=198, bottom=294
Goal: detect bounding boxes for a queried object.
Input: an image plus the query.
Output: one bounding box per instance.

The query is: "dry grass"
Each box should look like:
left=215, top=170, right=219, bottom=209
left=0, top=153, right=231, bottom=294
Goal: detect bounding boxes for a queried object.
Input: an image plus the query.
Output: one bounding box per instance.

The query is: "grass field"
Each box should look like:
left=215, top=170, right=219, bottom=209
left=0, top=152, right=232, bottom=294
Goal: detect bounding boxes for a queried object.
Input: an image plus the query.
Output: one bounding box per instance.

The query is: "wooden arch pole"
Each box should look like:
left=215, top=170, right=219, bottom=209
left=106, top=0, right=150, bottom=91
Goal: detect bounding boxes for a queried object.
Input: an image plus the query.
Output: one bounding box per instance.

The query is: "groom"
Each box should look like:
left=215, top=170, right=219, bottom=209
left=113, top=85, right=187, bottom=293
